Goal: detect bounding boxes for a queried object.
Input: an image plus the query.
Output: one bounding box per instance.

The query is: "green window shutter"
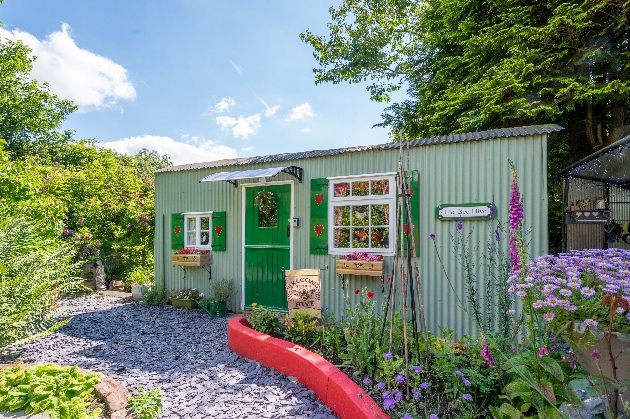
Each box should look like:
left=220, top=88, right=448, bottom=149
left=310, top=178, right=328, bottom=254
left=398, top=170, right=420, bottom=256
left=212, top=211, right=227, bottom=251
left=171, top=213, right=184, bottom=250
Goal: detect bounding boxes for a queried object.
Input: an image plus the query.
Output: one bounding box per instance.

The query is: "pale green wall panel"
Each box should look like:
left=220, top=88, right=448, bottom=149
left=155, top=134, right=548, bottom=335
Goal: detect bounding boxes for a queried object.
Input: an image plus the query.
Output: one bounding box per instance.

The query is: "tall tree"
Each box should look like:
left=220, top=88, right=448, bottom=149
left=0, top=38, right=77, bottom=159
left=301, top=0, right=629, bottom=159
left=301, top=0, right=630, bottom=250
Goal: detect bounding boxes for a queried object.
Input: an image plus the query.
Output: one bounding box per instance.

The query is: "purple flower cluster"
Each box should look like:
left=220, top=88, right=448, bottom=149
left=510, top=249, right=630, bottom=331
left=382, top=389, right=403, bottom=410
left=508, top=165, right=524, bottom=271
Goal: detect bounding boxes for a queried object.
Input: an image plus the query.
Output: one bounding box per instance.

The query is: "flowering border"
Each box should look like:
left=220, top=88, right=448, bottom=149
left=227, top=316, right=389, bottom=419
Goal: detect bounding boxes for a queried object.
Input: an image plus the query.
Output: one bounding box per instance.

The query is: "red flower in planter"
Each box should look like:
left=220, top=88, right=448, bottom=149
left=367, top=291, right=375, bottom=299
left=354, top=289, right=360, bottom=295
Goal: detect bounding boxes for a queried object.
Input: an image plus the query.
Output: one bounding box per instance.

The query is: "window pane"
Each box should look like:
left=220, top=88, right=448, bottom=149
left=257, top=190, right=277, bottom=228
left=371, top=204, right=389, bottom=225
left=334, top=182, right=350, bottom=197
left=200, top=216, right=210, bottom=230
left=371, top=179, right=390, bottom=195
left=371, top=227, right=389, bottom=248
left=334, top=228, right=351, bottom=248
left=352, top=228, right=369, bottom=248
left=334, top=205, right=350, bottom=226
left=352, top=181, right=369, bottom=196
left=187, top=232, right=196, bottom=245
left=352, top=205, right=369, bottom=226
left=200, top=231, right=210, bottom=245
left=187, top=217, right=197, bottom=231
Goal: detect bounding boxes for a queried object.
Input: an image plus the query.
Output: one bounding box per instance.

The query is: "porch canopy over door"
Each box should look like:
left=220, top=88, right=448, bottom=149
left=199, top=166, right=303, bottom=187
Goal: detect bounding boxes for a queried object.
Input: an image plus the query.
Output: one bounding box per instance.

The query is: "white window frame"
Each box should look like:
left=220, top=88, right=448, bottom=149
left=183, top=212, right=213, bottom=249
left=327, top=173, right=397, bottom=256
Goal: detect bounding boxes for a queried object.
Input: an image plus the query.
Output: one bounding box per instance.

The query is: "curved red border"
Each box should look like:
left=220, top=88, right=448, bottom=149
left=228, top=316, right=389, bottom=419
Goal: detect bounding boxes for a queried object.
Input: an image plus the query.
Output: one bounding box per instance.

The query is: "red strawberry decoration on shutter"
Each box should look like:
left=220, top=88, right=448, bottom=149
left=314, top=194, right=324, bottom=206
left=215, top=226, right=223, bottom=236
left=174, top=226, right=181, bottom=236
left=314, top=225, right=324, bottom=237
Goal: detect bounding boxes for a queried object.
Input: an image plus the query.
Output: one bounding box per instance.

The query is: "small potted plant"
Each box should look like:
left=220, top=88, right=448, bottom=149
left=169, top=287, right=202, bottom=309
left=209, top=279, right=234, bottom=318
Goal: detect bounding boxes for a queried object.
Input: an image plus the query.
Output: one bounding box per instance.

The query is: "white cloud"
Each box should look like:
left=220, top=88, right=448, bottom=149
left=0, top=24, right=136, bottom=112
left=289, top=102, right=314, bottom=120
left=216, top=114, right=261, bottom=139
left=229, top=60, right=243, bottom=75
left=205, top=97, right=235, bottom=115
left=301, top=127, right=310, bottom=132
left=241, top=146, right=254, bottom=152
left=101, top=135, right=238, bottom=165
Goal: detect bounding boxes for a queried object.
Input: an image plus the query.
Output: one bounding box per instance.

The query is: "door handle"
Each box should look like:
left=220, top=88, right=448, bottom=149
left=286, top=224, right=290, bottom=237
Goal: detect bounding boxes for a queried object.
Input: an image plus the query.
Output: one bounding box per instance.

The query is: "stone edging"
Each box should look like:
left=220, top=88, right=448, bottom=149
left=0, top=364, right=131, bottom=419
left=227, top=316, right=389, bottom=419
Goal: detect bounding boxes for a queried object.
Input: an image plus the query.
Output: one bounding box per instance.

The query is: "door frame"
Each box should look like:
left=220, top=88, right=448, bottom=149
left=240, top=180, right=294, bottom=310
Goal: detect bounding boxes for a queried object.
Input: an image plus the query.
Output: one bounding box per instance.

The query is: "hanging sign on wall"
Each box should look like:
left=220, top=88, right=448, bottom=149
left=435, top=203, right=494, bottom=220
left=285, top=269, right=321, bottom=318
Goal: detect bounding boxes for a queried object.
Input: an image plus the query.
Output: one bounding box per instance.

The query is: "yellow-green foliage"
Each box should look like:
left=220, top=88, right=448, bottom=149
left=0, top=364, right=101, bottom=418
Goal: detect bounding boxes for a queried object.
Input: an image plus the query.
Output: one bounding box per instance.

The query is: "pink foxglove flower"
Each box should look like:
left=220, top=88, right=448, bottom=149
left=480, top=339, right=494, bottom=367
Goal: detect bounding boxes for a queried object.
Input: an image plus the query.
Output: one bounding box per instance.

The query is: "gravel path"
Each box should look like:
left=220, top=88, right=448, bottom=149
left=17, top=296, right=338, bottom=419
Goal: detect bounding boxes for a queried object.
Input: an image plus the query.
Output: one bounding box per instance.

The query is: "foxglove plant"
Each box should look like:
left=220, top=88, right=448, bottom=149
left=507, top=159, right=525, bottom=272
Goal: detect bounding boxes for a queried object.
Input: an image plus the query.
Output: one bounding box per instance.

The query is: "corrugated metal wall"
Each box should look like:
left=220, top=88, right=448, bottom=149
left=155, top=134, right=548, bottom=336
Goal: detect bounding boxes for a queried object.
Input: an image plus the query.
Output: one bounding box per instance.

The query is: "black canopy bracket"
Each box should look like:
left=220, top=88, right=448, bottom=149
left=281, top=166, right=303, bottom=183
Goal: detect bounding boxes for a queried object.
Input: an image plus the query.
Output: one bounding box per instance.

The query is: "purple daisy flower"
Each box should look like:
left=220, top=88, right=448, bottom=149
left=395, top=374, right=405, bottom=384
left=377, top=382, right=386, bottom=391
left=463, top=393, right=473, bottom=401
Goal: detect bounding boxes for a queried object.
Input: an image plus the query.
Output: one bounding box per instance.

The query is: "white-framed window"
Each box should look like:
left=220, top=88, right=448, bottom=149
left=184, top=212, right=213, bottom=249
left=328, top=173, right=396, bottom=255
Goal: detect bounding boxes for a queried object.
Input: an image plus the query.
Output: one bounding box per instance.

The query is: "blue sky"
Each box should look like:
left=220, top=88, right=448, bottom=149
left=0, top=0, right=402, bottom=165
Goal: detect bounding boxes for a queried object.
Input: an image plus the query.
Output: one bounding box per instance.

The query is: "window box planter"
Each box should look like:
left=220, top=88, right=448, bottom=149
left=335, top=260, right=384, bottom=277
left=170, top=298, right=199, bottom=309
left=171, top=253, right=212, bottom=267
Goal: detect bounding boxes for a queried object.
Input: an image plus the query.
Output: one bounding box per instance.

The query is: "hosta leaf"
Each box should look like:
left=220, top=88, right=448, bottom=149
left=500, top=402, right=523, bottom=419
left=505, top=380, right=532, bottom=401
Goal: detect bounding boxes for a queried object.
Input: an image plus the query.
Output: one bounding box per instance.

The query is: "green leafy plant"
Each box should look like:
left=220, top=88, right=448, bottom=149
left=141, top=286, right=168, bottom=306
left=0, top=215, right=84, bottom=354
left=0, top=364, right=101, bottom=418
left=283, top=312, right=320, bottom=346
left=169, top=287, right=201, bottom=300
left=210, top=278, right=234, bottom=303
left=249, top=305, right=281, bottom=336
left=125, top=265, right=154, bottom=286
left=128, top=387, right=163, bottom=419
left=339, top=288, right=382, bottom=377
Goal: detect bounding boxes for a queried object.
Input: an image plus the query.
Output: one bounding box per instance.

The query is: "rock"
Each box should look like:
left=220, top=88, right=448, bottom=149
left=94, top=376, right=119, bottom=397
left=107, top=388, right=131, bottom=411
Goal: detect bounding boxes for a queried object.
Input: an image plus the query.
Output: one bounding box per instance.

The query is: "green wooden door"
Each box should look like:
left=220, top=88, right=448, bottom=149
left=244, top=184, right=291, bottom=310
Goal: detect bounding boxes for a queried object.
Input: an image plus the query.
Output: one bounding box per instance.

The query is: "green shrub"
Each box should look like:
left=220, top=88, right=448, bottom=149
left=0, top=363, right=101, bottom=417
left=210, top=278, right=233, bottom=303
left=283, top=312, right=320, bottom=346
left=128, top=387, right=163, bottom=419
left=125, top=265, right=154, bottom=286
left=141, top=286, right=167, bottom=306
left=0, top=215, right=84, bottom=353
left=249, top=306, right=281, bottom=336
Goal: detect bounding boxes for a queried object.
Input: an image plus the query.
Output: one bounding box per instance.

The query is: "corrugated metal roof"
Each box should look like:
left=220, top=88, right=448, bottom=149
left=156, top=124, right=563, bottom=173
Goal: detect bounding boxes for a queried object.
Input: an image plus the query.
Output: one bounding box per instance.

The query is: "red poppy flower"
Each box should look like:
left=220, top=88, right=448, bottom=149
left=367, top=291, right=375, bottom=299
left=354, top=289, right=360, bottom=295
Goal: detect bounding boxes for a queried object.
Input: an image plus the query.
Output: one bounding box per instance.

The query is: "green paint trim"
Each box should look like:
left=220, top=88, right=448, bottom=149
left=244, top=244, right=291, bottom=249
left=435, top=203, right=495, bottom=221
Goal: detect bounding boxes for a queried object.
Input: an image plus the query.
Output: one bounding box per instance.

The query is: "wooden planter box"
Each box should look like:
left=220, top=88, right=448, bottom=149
left=171, top=298, right=199, bottom=309
left=335, top=260, right=384, bottom=277
left=171, top=253, right=212, bottom=267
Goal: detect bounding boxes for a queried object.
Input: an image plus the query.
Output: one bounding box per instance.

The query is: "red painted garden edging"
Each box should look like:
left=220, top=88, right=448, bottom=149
left=227, top=316, right=388, bottom=419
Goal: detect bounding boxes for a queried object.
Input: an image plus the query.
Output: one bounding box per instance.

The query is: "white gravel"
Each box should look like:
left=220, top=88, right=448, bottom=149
left=16, top=296, right=338, bottom=419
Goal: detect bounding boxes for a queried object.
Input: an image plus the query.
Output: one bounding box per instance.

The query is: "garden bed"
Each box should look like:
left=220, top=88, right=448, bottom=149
left=227, top=316, right=388, bottom=419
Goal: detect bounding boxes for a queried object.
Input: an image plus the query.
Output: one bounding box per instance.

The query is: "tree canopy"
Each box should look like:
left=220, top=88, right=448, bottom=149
left=0, top=38, right=77, bottom=159
left=301, top=0, right=629, bottom=160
